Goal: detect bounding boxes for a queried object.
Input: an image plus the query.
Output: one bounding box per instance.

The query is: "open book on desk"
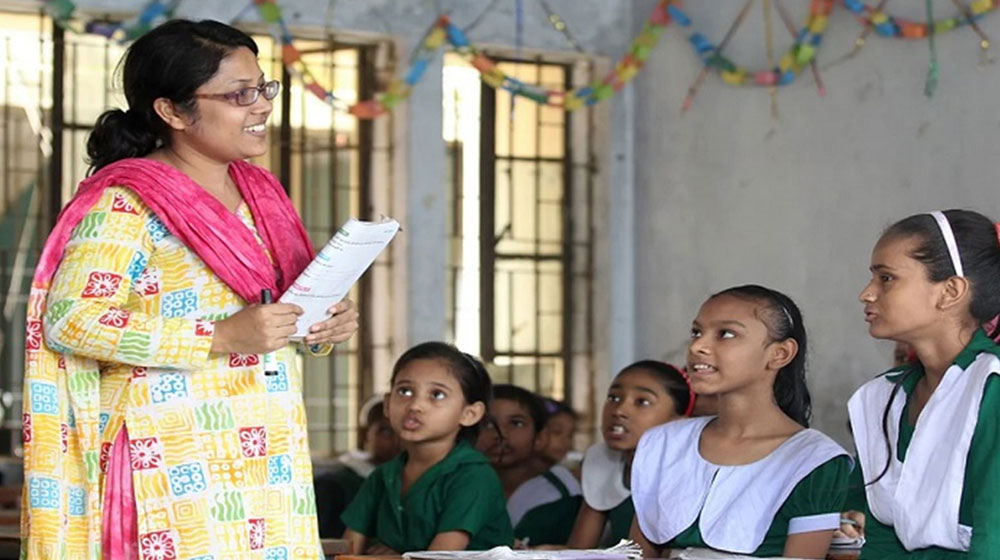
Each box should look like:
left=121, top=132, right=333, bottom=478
left=402, top=540, right=642, bottom=560
left=279, top=217, right=400, bottom=339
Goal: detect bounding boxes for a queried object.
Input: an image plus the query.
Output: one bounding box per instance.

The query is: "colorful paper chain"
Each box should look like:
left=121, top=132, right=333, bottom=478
left=45, top=0, right=179, bottom=42
left=254, top=0, right=350, bottom=109
left=340, top=1, right=677, bottom=118
left=42, top=0, right=1000, bottom=118
left=674, top=1, right=834, bottom=88
left=841, top=0, right=998, bottom=38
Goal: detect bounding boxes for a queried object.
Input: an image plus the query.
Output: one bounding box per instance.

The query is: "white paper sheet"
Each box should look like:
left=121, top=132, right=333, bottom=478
left=279, top=217, right=399, bottom=338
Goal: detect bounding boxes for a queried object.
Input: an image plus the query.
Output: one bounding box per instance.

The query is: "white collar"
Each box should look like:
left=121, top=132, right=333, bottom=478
left=849, top=352, right=1000, bottom=551
left=632, top=416, right=848, bottom=554
left=582, top=443, right=631, bottom=511
left=507, top=466, right=581, bottom=526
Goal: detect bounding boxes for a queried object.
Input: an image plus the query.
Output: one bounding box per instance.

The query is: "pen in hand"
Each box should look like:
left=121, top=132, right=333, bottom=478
left=261, top=289, right=279, bottom=376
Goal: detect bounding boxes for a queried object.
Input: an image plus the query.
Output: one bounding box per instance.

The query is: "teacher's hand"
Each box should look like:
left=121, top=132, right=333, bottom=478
left=304, top=299, right=360, bottom=345
left=211, top=302, right=303, bottom=355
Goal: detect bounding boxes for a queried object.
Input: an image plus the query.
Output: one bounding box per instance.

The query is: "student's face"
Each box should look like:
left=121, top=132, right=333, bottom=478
left=860, top=235, right=951, bottom=342
left=538, top=412, right=575, bottom=464
left=364, top=418, right=400, bottom=465
left=385, top=359, right=484, bottom=446
left=476, top=398, right=540, bottom=468
left=602, top=368, right=680, bottom=451
left=168, top=47, right=274, bottom=163
left=687, top=295, right=794, bottom=396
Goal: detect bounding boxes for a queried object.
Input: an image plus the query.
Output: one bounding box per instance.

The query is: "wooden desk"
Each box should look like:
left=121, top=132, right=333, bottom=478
left=321, top=538, right=352, bottom=558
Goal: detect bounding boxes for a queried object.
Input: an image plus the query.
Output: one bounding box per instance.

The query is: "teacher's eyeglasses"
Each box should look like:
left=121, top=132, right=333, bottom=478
left=194, top=80, right=281, bottom=106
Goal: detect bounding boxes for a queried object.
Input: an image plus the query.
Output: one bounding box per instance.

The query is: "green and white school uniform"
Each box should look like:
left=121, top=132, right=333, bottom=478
left=848, top=329, right=1000, bottom=559
left=581, top=443, right=635, bottom=545
left=340, top=440, right=513, bottom=552
left=509, top=464, right=583, bottom=546
left=631, top=416, right=851, bottom=557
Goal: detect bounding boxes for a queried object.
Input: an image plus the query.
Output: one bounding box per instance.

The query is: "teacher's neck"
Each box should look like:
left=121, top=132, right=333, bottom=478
left=150, top=146, right=231, bottom=195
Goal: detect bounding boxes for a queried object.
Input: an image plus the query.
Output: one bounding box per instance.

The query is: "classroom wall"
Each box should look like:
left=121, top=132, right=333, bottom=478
left=627, top=1, right=1000, bottom=444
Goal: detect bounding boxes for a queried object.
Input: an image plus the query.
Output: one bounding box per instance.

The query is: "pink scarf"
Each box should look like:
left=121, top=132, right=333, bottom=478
left=34, top=158, right=313, bottom=301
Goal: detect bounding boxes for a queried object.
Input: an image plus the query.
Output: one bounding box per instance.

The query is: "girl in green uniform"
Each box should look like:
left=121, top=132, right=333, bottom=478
left=478, top=385, right=583, bottom=546
left=341, top=342, right=513, bottom=553
left=631, top=285, right=851, bottom=559
left=849, top=210, right=1000, bottom=559
left=567, top=361, right=695, bottom=548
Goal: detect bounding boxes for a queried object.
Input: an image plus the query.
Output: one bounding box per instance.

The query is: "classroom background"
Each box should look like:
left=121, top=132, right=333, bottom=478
left=1, top=0, right=998, bottom=495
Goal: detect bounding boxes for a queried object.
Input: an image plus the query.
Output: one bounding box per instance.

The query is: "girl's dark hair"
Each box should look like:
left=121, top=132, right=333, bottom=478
left=492, top=384, right=548, bottom=433
left=711, top=285, right=811, bottom=427
left=541, top=398, right=578, bottom=422
left=867, top=210, right=1000, bottom=486
left=86, top=19, right=258, bottom=173
left=391, top=341, right=493, bottom=442
left=618, top=360, right=693, bottom=417
left=880, top=210, right=1000, bottom=323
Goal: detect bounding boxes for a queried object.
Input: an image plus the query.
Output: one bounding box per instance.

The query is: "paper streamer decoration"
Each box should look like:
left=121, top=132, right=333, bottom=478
left=45, top=0, right=180, bottom=42
left=350, top=0, right=676, bottom=117
left=674, top=1, right=835, bottom=91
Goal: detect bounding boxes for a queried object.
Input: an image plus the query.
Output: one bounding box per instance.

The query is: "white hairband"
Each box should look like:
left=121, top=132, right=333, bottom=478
left=929, top=211, right=964, bottom=278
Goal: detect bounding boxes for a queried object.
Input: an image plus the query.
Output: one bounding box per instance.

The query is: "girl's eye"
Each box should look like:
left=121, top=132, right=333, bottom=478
left=636, top=398, right=651, bottom=407
left=431, top=390, right=447, bottom=400
left=512, top=419, right=525, bottom=428
left=690, top=329, right=702, bottom=339
left=719, top=330, right=736, bottom=340
left=606, top=394, right=621, bottom=403
left=880, top=274, right=893, bottom=283
left=396, top=387, right=413, bottom=397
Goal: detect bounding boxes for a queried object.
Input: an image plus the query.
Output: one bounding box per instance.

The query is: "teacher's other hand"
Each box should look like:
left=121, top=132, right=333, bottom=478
left=304, top=299, right=360, bottom=345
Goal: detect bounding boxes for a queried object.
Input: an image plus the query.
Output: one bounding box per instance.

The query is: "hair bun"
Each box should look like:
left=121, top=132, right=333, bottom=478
left=86, top=107, right=159, bottom=172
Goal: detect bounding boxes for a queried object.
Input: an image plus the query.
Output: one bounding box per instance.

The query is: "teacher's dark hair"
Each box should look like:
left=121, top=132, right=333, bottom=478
left=86, top=20, right=258, bottom=173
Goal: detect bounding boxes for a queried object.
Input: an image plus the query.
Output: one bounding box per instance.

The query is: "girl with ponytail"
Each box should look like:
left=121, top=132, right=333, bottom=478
left=630, top=285, right=851, bottom=559
left=848, top=210, right=1000, bottom=558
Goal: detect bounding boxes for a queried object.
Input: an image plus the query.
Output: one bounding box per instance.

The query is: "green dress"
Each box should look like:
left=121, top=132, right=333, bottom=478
left=341, top=440, right=514, bottom=552
left=606, top=498, right=635, bottom=544
left=632, top=416, right=851, bottom=557
left=854, top=330, right=1000, bottom=559
left=511, top=467, right=583, bottom=546
left=667, top=457, right=852, bottom=556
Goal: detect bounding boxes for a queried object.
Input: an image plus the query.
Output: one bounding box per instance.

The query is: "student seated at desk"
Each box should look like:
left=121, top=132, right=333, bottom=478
left=315, top=397, right=400, bottom=538
left=567, top=361, right=697, bottom=549
left=477, top=385, right=582, bottom=547
left=532, top=398, right=580, bottom=479
left=630, top=285, right=851, bottom=559
left=845, top=211, right=1000, bottom=559
left=341, top=342, right=512, bottom=553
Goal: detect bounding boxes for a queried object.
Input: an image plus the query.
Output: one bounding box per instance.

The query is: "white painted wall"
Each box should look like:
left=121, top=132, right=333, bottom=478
left=630, top=1, right=1000, bottom=444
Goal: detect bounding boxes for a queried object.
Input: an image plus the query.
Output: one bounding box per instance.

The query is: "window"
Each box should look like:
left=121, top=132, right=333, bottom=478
left=443, top=53, right=595, bottom=403
left=0, top=10, right=394, bottom=456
